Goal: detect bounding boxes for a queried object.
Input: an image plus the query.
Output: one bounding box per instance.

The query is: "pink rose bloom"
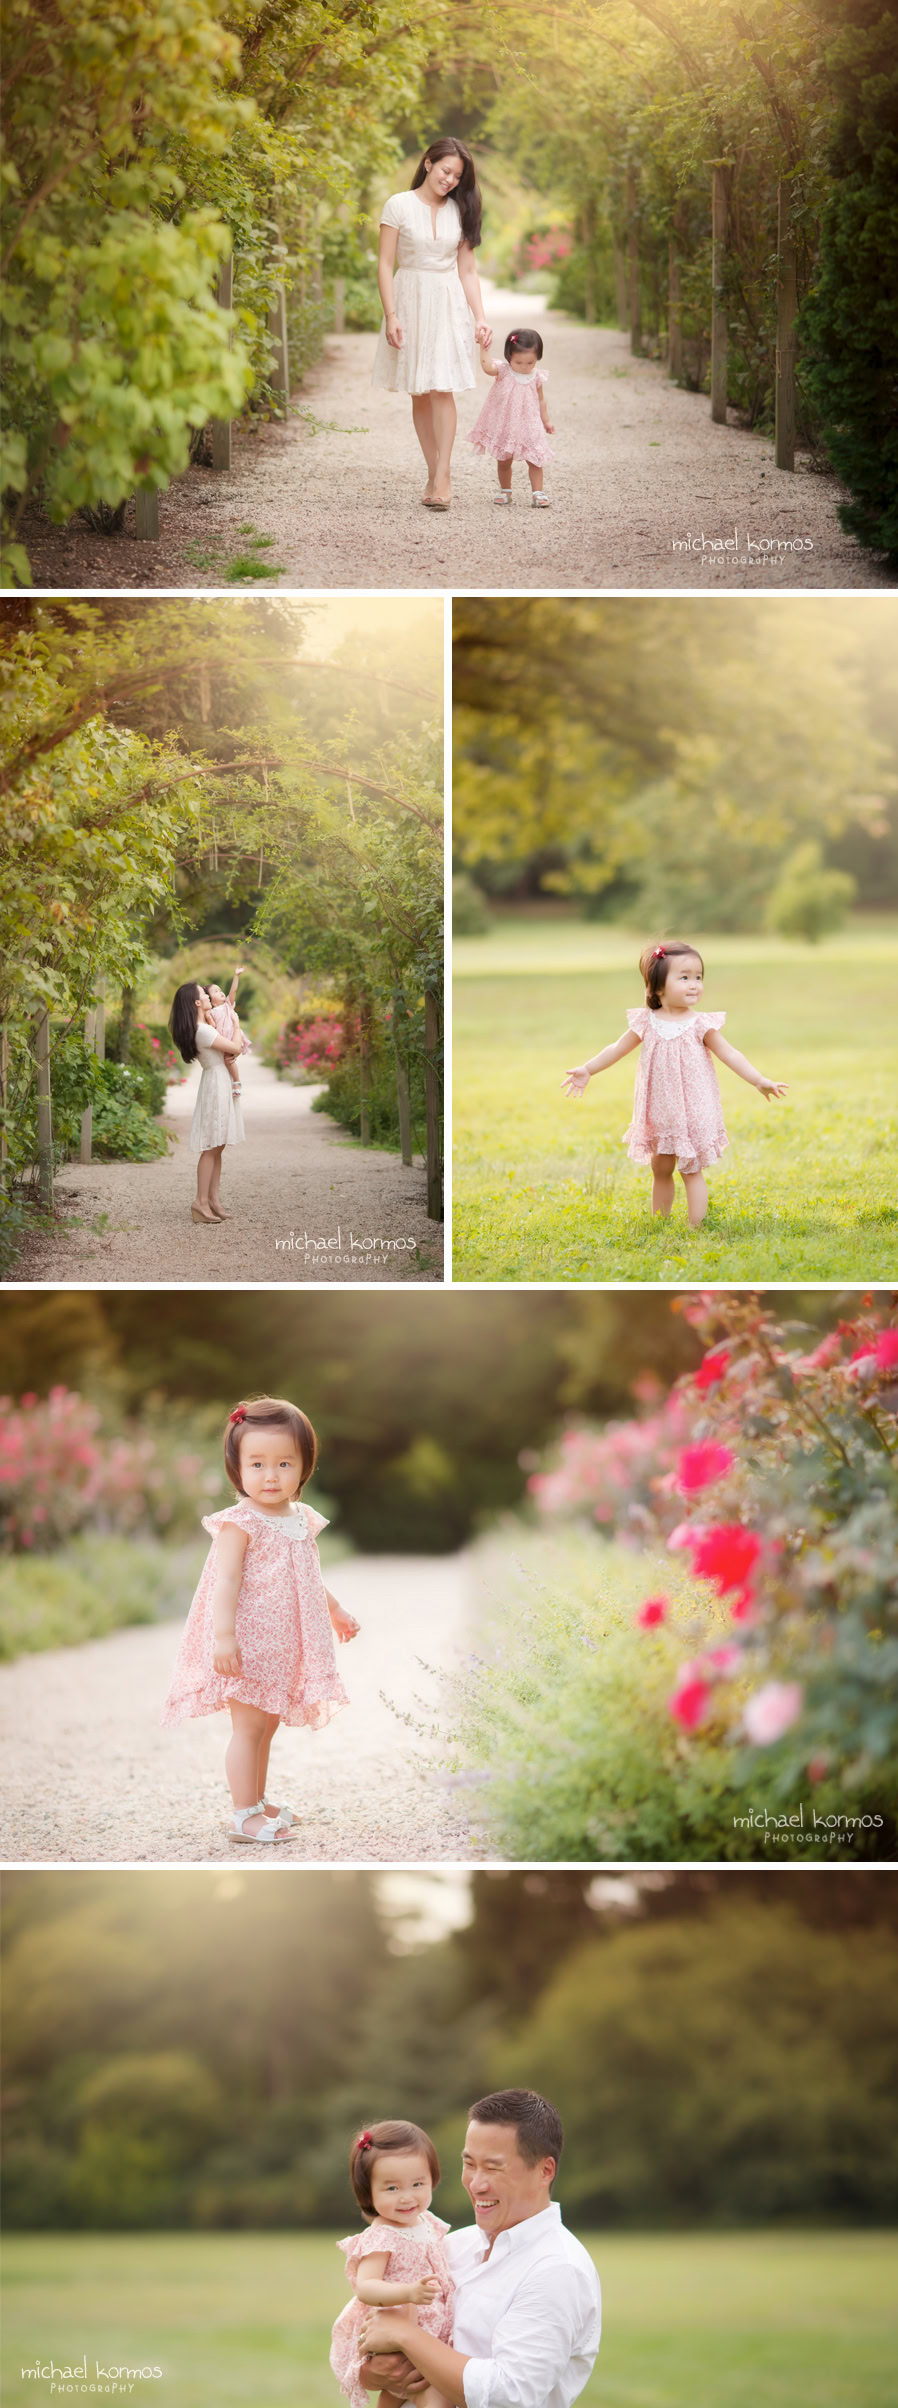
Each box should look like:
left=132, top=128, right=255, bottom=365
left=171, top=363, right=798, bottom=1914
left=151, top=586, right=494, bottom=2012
left=703, top=1644, right=743, bottom=1674
left=635, top=1595, right=668, bottom=1629
left=669, top=1665, right=712, bottom=1731
left=693, top=1348, right=731, bottom=1392
left=677, top=1442, right=735, bottom=1494
left=743, top=1682, right=804, bottom=1746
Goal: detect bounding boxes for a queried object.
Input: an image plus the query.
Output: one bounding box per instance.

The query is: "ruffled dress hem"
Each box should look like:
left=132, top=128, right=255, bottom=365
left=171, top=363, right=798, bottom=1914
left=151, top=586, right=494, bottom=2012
left=623, top=1127, right=730, bottom=1176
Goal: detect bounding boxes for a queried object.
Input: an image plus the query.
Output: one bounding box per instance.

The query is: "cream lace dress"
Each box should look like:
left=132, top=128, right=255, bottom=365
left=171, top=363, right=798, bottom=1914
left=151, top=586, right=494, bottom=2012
left=189, top=1018, right=244, bottom=1155
left=372, top=191, right=476, bottom=395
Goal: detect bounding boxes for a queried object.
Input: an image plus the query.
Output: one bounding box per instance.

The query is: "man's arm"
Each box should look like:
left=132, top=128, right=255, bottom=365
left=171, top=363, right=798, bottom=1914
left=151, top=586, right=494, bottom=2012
left=362, top=2263, right=595, bottom=2408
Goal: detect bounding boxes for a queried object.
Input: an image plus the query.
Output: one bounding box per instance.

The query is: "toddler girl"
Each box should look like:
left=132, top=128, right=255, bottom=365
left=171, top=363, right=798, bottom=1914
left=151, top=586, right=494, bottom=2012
left=331, top=2121, right=453, bottom=2408
left=161, top=1396, right=359, bottom=1844
left=562, top=939, right=787, bottom=1227
left=468, top=326, right=554, bottom=506
left=208, top=966, right=251, bottom=1098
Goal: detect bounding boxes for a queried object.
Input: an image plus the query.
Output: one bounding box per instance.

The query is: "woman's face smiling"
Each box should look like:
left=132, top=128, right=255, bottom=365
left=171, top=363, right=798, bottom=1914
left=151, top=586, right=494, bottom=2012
left=370, top=2150, right=433, bottom=2226
left=424, top=151, right=463, bottom=198
left=660, top=954, right=703, bottom=1012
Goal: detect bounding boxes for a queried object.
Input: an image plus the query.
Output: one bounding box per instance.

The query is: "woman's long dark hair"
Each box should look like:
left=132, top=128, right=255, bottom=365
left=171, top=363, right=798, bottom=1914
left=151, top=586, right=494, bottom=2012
left=412, top=137, right=482, bottom=248
left=169, top=982, right=202, bottom=1063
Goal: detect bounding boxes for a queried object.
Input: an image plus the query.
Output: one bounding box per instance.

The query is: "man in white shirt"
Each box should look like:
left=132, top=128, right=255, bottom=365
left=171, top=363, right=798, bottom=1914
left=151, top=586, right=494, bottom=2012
left=359, top=2086, right=601, bottom=2408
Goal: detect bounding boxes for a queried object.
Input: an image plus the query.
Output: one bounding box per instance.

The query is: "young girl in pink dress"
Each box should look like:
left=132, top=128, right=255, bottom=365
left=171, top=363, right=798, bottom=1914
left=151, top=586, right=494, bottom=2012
left=468, top=326, right=554, bottom=506
left=208, top=965, right=251, bottom=1099
left=562, top=939, right=787, bottom=1227
left=331, top=2121, right=454, bottom=2408
left=161, top=1396, right=359, bottom=1844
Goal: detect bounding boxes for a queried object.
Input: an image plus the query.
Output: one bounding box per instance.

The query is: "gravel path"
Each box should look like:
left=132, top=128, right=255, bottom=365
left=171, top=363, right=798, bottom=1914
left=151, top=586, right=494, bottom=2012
left=15, top=1051, right=443, bottom=1284
left=0, top=1553, right=480, bottom=1865
left=21, top=286, right=889, bottom=592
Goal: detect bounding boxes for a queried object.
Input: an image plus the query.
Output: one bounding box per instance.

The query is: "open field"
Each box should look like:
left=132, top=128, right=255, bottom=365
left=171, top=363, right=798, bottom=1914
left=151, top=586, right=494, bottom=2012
left=3, top=2231, right=896, bottom=2408
left=452, top=920, right=898, bottom=1283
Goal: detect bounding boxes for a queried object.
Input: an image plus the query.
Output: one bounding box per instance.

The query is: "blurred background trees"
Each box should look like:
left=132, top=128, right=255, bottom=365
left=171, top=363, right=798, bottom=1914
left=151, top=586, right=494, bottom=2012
left=453, top=597, right=898, bottom=928
left=3, top=1867, right=896, bottom=2231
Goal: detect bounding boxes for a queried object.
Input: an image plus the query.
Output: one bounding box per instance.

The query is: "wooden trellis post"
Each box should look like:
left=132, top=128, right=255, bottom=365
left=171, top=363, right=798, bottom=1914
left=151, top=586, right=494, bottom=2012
left=333, top=277, right=346, bottom=334
left=775, top=179, right=797, bottom=471
left=710, top=162, right=732, bottom=425
left=424, top=987, right=442, bottom=1222
left=359, top=995, right=372, bottom=1147
left=627, top=167, right=641, bottom=356
left=35, top=1008, right=53, bottom=1209
left=269, top=279, right=290, bottom=416
left=0, top=1021, right=8, bottom=1184
left=211, top=258, right=234, bottom=471
left=80, top=1005, right=96, bottom=1163
left=134, top=490, right=160, bottom=539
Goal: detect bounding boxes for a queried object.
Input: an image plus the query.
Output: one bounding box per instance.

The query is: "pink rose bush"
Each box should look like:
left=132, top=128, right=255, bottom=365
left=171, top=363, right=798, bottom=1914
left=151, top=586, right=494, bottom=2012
left=530, top=1294, right=898, bottom=1804
left=0, top=1388, right=207, bottom=1552
left=276, top=1015, right=344, bottom=1080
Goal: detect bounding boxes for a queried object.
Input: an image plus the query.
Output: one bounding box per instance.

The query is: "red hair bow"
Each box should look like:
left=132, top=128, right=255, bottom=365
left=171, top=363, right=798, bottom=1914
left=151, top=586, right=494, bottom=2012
left=652, top=946, right=666, bottom=961
left=357, top=2130, right=373, bottom=2150
left=229, top=1405, right=246, bottom=1424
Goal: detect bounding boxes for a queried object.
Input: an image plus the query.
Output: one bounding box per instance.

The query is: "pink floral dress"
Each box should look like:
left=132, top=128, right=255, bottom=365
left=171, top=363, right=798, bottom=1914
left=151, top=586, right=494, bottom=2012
left=160, top=1498, right=349, bottom=1728
left=624, top=1007, right=728, bottom=1174
left=330, top=2214, right=454, bottom=2408
left=211, top=999, right=251, bottom=1052
left=468, top=360, right=553, bottom=464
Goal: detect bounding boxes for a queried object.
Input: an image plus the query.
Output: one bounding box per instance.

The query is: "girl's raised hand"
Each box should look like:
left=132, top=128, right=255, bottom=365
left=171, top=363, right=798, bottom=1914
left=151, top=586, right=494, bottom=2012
left=561, top=1064, right=591, bottom=1100
left=329, top=1601, right=360, bottom=1645
left=213, top=1638, right=241, bottom=1677
left=758, top=1078, right=788, bottom=1099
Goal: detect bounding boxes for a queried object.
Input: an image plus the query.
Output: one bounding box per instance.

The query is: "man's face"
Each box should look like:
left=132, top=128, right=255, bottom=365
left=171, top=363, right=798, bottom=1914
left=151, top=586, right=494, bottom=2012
left=461, top=2119, right=554, bottom=2241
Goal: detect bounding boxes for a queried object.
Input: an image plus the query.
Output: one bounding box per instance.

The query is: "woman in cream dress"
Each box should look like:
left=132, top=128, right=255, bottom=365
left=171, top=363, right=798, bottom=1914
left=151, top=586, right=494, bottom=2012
left=168, top=982, right=244, bottom=1224
left=374, top=136, right=492, bottom=509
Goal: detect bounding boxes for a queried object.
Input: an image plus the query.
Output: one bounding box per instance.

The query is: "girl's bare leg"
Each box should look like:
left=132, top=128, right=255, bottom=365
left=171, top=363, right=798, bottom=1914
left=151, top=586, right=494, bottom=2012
left=226, top=1702, right=278, bottom=1837
left=430, top=392, right=457, bottom=500
left=650, top=1151, right=676, bottom=1217
left=497, top=455, right=513, bottom=491
left=256, top=1716, right=286, bottom=1817
left=528, top=464, right=544, bottom=492
left=411, top=395, right=438, bottom=495
left=680, top=1168, right=708, bottom=1227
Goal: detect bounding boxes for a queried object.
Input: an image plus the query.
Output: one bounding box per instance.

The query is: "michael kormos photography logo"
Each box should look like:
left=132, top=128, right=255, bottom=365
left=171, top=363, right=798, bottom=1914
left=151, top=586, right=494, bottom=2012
left=274, top=1229, right=417, bottom=1260
left=733, top=1804, right=885, bottom=1847
left=20, top=2355, right=162, bottom=2395
left=671, top=528, right=816, bottom=559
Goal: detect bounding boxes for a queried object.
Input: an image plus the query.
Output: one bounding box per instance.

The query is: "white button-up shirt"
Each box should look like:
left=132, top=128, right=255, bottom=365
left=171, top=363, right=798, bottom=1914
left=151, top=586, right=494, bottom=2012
left=446, top=2201, right=601, bottom=2408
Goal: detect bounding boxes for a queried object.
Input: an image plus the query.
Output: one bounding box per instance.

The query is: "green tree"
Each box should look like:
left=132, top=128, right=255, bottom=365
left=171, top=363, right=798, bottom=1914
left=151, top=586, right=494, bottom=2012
left=799, top=0, right=898, bottom=560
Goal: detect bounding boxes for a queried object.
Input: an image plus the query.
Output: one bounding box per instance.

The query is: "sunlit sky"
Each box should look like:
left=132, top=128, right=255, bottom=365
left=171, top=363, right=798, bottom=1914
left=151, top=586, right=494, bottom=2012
left=211, top=1869, right=645, bottom=1947
left=299, top=596, right=442, bottom=661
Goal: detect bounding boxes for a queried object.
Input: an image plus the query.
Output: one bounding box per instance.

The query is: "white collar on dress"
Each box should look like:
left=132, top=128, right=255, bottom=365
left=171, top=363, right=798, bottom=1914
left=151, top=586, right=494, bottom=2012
left=237, top=1499, right=322, bottom=1545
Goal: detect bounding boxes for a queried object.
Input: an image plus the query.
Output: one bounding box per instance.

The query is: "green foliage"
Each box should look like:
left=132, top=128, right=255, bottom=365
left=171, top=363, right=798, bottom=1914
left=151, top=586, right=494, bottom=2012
left=0, top=1536, right=203, bottom=1660
left=452, top=918, right=898, bottom=1282
left=766, top=841, right=857, bottom=941
left=452, top=873, right=491, bottom=936
left=3, top=2230, right=898, bottom=2408
left=799, top=0, right=898, bottom=559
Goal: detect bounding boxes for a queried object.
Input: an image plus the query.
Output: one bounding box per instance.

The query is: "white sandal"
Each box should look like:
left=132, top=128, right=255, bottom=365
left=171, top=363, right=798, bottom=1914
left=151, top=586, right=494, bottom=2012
left=261, top=1794, right=334, bottom=1828
left=531, top=492, right=552, bottom=508
left=228, top=1801, right=294, bottom=1846
left=494, top=490, right=512, bottom=504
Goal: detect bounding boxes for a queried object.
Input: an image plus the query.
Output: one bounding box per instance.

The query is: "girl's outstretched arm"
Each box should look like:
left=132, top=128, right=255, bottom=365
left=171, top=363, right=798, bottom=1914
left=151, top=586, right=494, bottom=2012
left=227, top=966, right=245, bottom=1004
left=562, top=1028, right=641, bottom=1097
left=478, top=336, right=500, bottom=378
left=211, top=1523, right=249, bottom=1676
left=704, top=1029, right=787, bottom=1098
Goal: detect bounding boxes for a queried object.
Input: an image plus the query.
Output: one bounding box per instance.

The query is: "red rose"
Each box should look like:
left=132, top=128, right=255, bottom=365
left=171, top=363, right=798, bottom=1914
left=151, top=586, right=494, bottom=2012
left=686, top=1523, right=762, bottom=1594
left=676, top=1442, right=735, bottom=1494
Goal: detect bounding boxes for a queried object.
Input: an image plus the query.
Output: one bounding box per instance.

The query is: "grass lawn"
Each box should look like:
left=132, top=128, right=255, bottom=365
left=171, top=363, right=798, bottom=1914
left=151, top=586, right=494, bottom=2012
left=451, top=919, right=898, bottom=1282
left=3, top=2231, right=896, bottom=2408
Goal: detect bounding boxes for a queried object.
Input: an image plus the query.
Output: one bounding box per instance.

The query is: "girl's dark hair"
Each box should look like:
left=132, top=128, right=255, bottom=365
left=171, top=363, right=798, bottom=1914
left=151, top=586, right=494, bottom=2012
left=224, top=1397, right=317, bottom=1498
left=505, top=328, right=544, bottom=362
left=350, top=2120, right=440, bottom=2222
left=639, top=939, right=704, bottom=1011
left=168, top=982, right=202, bottom=1063
left=412, top=137, right=482, bottom=248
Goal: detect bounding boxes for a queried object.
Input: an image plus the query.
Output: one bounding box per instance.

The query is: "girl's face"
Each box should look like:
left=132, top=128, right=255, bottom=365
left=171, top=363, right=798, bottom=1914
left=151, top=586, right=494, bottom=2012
left=239, top=1427, right=304, bottom=1511
left=370, top=2150, right=434, bottom=2226
left=660, top=954, right=703, bottom=1010
left=208, top=984, right=225, bottom=1006
left=424, top=151, right=463, bottom=197
left=509, top=347, right=540, bottom=375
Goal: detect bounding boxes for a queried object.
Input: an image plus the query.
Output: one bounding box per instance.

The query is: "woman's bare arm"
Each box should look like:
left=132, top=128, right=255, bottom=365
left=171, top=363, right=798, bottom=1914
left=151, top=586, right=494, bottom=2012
left=377, top=225, right=401, bottom=345
left=457, top=239, right=490, bottom=341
